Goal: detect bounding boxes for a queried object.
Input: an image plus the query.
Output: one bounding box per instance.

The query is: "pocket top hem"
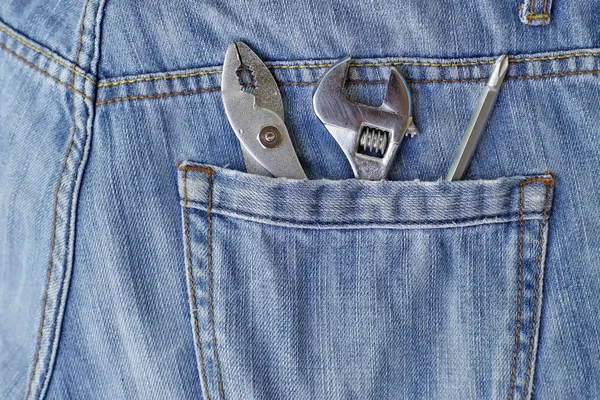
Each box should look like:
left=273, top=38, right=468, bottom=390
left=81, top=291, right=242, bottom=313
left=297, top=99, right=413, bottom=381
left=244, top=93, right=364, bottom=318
left=177, top=163, right=555, bottom=228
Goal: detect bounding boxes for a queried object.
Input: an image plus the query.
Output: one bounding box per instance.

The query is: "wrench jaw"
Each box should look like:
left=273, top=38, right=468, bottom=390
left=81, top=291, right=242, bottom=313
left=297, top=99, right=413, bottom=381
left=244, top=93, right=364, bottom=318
left=382, top=68, right=413, bottom=116
left=313, top=57, right=413, bottom=180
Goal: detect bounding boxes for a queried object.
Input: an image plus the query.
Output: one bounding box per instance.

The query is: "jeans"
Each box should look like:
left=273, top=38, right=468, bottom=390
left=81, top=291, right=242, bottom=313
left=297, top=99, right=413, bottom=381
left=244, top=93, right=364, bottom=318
left=0, top=0, right=598, bottom=399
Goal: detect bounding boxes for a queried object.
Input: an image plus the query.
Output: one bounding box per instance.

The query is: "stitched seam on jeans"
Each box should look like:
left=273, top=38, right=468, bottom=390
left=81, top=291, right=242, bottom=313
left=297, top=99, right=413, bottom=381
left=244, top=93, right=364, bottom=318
left=95, top=69, right=600, bottom=106
left=182, top=199, right=546, bottom=229
left=96, top=51, right=600, bottom=88
left=527, top=13, right=549, bottom=20
left=179, top=165, right=219, bottom=174
left=205, top=169, right=226, bottom=400
left=97, top=69, right=222, bottom=87
left=529, top=0, right=535, bottom=25
left=25, top=0, right=92, bottom=398
left=0, top=23, right=95, bottom=83
left=183, top=169, right=212, bottom=400
left=181, top=165, right=226, bottom=400
left=509, top=176, right=554, bottom=400
left=95, top=87, right=220, bottom=105
left=0, top=43, right=92, bottom=102
left=509, top=179, right=528, bottom=400
left=522, top=181, right=552, bottom=399
left=543, top=0, right=549, bottom=26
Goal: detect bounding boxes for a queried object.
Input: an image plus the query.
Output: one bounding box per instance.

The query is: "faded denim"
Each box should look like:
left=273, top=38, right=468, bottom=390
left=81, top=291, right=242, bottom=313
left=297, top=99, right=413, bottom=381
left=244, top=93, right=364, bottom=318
left=0, top=0, right=598, bottom=399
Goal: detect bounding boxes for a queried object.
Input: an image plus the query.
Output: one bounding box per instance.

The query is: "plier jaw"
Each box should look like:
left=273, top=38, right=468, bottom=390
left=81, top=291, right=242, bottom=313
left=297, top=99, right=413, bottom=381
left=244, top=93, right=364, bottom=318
left=221, top=42, right=307, bottom=180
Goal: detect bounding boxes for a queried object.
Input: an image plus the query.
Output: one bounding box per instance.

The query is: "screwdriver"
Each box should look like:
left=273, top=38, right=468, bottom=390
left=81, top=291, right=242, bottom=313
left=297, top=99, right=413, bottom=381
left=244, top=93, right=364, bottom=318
left=446, top=55, right=509, bottom=181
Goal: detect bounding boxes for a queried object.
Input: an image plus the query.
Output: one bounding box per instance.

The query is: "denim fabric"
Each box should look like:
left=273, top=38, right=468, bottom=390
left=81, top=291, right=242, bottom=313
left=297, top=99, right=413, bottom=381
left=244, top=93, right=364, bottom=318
left=178, top=164, right=555, bottom=399
left=0, top=0, right=599, bottom=399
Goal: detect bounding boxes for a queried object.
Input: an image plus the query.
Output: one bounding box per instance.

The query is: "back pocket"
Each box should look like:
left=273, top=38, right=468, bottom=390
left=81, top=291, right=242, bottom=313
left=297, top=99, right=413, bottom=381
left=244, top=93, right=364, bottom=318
left=177, top=162, right=554, bottom=400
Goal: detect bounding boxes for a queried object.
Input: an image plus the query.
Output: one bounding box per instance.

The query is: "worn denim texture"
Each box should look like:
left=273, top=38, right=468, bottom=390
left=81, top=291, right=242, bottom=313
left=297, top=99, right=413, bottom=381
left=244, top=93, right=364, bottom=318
left=0, top=0, right=598, bottom=399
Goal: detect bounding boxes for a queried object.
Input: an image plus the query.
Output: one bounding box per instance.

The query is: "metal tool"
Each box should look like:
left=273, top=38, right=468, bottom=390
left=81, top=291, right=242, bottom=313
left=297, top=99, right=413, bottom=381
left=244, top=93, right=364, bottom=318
left=445, top=55, right=509, bottom=181
left=221, top=42, right=307, bottom=179
left=312, top=57, right=413, bottom=180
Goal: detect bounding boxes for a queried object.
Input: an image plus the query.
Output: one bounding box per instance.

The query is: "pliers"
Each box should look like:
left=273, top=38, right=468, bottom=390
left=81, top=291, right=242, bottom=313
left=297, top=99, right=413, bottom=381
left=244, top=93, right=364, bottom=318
left=221, top=42, right=307, bottom=180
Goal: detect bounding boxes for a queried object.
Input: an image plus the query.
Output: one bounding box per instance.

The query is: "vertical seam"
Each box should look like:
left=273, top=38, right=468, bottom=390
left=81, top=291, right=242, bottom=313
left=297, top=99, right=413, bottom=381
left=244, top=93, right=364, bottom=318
left=24, top=0, right=91, bottom=398
left=509, top=179, right=527, bottom=400
left=542, top=0, right=549, bottom=26
left=509, top=177, right=554, bottom=400
left=206, top=170, right=226, bottom=400
left=179, top=165, right=225, bottom=399
left=183, top=169, right=212, bottom=400
left=522, top=182, right=552, bottom=399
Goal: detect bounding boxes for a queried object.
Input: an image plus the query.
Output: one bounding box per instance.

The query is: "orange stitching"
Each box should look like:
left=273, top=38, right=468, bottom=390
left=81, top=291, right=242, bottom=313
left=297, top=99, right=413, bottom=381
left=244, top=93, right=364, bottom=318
left=95, top=87, right=220, bottom=105
left=279, top=77, right=489, bottom=85
left=178, top=165, right=217, bottom=174
left=205, top=170, right=226, bottom=400
left=519, top=177, right=555, bottom=187
left=96, top=69, right=600, bottom=106
left=182, top=165, right=225, bottom=399
left=95, top=51, right=600, bottom=88
left=509, top=179, right=527, bottom=400
left=523, top=180, right=553, bottom=399
left=25, top=0, right=92, bottom=398
left=0, top=24, right=95, bottom=83
left=97, top=69, right=221, bottom=87
left=0, top=43, right=92, bottom=102
left=507, top=53, right=599, bottom=63
left=543, top=0, right=549, bottom=26
left=407, top=77, right=488, bottom=84
left=528, top=0, right=535, bottom=25
left=509, top=176, right=554, bottom=400
left=356, top=52, right=600, bottom=66
left=183, top=169, right=212, bottom=400
left=527, top=13, right=549, bottom=19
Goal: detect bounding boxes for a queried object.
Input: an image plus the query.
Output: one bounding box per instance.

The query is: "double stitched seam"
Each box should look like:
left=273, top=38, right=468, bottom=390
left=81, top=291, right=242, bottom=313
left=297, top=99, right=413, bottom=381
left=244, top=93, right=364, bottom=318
left=182, top=203, right=544, bottom=229
left=96, top=87, right=220, bottom=105
left=522, top=180, right=552, bottom=399
left=0, top=43, right=92, bottom=102
left=95, top=69, right=600, bottom=106
left=24, top=0, right=92, bottom=398
left=0, top=23, right=95, bottom=84
left=97, top=70, right=222, bottom=87
left=206, top=170, right=226, bottom=400
left=96, top=51, right=600, bottom=88
left=509, top=176, right=554, bottom=400
left=181, top=165, right=226, bottom=400
left=183, top=168, right=212, bottom=400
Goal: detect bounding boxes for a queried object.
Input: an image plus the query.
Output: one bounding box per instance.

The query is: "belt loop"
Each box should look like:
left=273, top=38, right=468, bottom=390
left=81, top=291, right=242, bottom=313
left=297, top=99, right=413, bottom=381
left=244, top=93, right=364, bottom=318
left=518, top=0, right=553, bottom=26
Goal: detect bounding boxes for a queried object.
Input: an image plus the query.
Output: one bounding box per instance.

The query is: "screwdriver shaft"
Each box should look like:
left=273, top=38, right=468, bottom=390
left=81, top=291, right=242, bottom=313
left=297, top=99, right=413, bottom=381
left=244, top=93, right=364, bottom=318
left=446, top=55, right=509, bottom=181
